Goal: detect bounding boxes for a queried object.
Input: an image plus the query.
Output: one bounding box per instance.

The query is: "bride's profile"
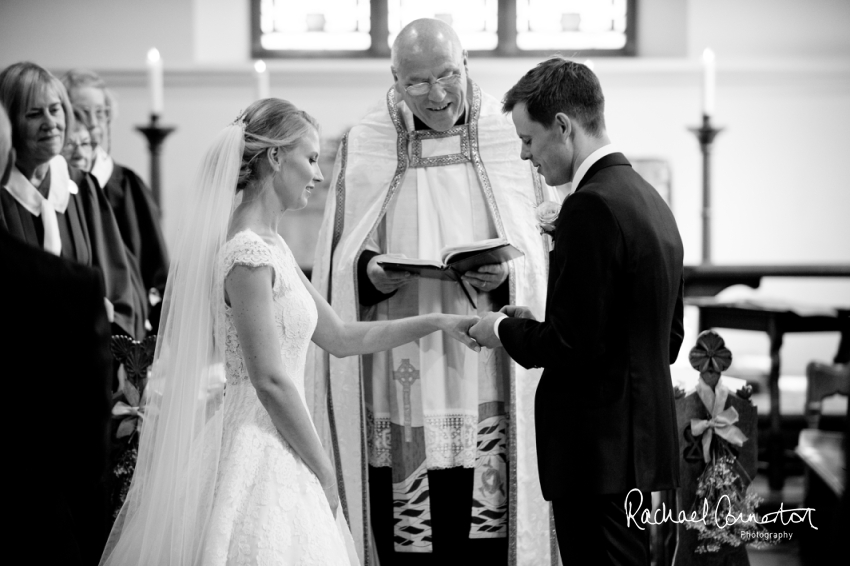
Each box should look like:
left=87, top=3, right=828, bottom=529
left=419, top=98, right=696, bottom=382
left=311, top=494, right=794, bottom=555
left=99, top=98, right=480, bottom=566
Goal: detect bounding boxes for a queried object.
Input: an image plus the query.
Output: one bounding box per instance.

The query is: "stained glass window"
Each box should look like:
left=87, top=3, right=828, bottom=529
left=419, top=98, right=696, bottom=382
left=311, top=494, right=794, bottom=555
left=257, top=0, right=371, bottom=52
left=387, top=0, right=499, bottom=51
left=517, top=0, right=630, bottom=51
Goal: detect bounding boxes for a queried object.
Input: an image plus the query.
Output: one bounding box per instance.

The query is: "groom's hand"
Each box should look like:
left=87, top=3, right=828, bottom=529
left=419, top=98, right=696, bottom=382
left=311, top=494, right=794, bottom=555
left=469, top=311, right=504, bottom=349
left=500, top=305, right=537, bottom=320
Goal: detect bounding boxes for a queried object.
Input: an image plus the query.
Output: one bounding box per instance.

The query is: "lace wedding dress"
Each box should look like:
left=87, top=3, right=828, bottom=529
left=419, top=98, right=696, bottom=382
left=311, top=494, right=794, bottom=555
left=201, top=229, right=358, bottom=566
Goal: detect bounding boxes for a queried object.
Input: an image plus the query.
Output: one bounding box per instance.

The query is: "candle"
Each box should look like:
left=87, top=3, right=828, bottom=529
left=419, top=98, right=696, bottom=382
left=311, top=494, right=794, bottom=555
left=254, top=60, right=270, bottom=100
left=147, top=48, right=164, bottom=116
left=701, top=48, right=716, bottom=117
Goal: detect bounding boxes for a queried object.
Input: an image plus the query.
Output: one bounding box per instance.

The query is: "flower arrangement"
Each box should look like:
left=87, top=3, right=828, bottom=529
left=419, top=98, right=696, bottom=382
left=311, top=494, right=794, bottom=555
left=685, top=450, right=772, bottom=553
left=683, top=330, right=774, bottom=554
left=110, top=335, right=156, bottom=518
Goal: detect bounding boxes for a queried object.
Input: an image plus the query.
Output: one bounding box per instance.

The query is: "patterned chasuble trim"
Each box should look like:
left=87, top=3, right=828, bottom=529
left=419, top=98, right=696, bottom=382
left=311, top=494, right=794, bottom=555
left=470, top=415, right=508, bottom=538
left=328, top=133, right=349, bottom=526
left=392, top=461, right=432, bottom=553
left=408, top=124, right=472, bottom=168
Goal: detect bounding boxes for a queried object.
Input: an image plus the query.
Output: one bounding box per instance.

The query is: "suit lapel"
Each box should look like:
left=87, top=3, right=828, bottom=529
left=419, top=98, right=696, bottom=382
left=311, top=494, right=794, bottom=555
left=550, top=153, right=631, bottom=246
left=574, top=152, right=631, bottom=193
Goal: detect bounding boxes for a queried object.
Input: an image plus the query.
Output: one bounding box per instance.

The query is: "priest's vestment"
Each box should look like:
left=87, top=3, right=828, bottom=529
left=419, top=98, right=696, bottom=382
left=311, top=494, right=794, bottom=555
left=308, top=83, right=558, bottom=566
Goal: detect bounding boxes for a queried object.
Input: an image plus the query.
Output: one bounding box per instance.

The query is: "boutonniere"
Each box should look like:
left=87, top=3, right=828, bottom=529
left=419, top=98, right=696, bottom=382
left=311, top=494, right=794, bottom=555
left=536, top=201, right=561, bottom=251
left=535, top=200, right=561, bottom=235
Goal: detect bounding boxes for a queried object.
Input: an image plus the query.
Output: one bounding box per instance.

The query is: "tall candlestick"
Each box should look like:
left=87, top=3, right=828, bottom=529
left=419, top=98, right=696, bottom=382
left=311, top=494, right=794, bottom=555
left=701, top=48, right=716, bottom=117
left=254, top=60, right=270, bottom=100
left=147, top=48, right=164, bottom=116
left=136, top=115, right=175, bottom=212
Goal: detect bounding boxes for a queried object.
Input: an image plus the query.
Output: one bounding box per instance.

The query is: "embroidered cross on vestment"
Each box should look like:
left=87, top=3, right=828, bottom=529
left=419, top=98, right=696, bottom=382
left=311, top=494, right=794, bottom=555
left=393, top=358, right=420, bottom=442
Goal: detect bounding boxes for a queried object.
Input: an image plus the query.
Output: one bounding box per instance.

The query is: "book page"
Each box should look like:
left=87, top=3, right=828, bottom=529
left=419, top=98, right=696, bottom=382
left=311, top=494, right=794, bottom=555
left=440, top=237, right=508, bottom=264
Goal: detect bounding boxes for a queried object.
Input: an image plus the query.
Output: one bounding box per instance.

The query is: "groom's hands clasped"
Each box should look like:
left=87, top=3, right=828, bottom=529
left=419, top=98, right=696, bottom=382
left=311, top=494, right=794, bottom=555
left=469, top=305, right=538, bottom=349
left=469, top=312, right=503, bottom=349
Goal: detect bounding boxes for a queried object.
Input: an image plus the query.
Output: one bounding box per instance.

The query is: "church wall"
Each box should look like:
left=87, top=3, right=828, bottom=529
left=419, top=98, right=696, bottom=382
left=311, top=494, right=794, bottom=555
left=1, top=0, right=848, bottom=375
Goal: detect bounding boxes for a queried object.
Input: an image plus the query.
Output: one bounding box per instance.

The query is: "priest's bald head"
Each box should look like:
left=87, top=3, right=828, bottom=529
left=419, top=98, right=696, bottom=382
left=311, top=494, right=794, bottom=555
left=0, top=104, right=14, bottom=187
left=391, top=18, right=469, bottom=132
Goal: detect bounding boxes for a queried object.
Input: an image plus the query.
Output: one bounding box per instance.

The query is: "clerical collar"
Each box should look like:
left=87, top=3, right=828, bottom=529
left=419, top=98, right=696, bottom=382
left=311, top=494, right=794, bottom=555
left=572, top=144, right=618, bottom=191
left=90, top=145, right=114, bottom=188
left=3, top=155, right=78, bottom=216
left=412, top=110, right=467, bottom=132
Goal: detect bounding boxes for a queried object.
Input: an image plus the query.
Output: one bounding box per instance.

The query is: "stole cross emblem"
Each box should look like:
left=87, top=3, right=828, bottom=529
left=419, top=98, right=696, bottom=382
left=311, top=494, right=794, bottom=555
left=393, top=359, right=419, bottom=442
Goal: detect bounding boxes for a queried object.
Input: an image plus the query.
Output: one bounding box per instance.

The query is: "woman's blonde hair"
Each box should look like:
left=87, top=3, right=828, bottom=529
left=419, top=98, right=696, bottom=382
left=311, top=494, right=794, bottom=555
left=0, top=62, right=74, bottom=153
left=236, top=98, right=319, bottom=192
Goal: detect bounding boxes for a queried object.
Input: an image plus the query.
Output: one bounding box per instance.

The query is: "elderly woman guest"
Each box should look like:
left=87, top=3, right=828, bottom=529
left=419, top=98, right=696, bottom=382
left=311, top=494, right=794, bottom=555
left=62, top=108, right=94, bottom=172
left=0, top=61, right=147, bottom=338
left=62, top=69, right=169, bottom=318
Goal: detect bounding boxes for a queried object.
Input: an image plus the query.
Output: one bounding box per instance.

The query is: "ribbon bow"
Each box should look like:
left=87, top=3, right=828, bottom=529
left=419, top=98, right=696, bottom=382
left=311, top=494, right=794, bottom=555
left=690, top=378, right=748, bottom=463
left=112, top=400, right=144, bottom=438
left=112, top=400, right=144, bottom=420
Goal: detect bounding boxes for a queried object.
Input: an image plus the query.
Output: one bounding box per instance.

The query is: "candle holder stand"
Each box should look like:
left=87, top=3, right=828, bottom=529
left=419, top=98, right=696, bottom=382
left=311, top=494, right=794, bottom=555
left=688, top=114, right=723, bottom=264
left=135, top=114, right=176, bottom=212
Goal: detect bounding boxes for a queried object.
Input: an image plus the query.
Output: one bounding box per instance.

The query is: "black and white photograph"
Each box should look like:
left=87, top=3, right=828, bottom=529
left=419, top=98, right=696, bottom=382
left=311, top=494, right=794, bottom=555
left=1, top=1, right=847, bottom=565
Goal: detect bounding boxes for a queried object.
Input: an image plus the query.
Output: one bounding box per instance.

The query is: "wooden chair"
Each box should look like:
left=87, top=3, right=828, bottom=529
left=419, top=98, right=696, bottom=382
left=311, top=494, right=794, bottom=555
left=795, top=361, right=847, bottom=565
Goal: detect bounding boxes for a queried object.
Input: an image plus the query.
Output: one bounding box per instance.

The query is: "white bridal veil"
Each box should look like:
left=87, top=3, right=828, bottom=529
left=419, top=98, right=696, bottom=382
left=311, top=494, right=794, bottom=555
left=100, top=123, right=244, bottom=566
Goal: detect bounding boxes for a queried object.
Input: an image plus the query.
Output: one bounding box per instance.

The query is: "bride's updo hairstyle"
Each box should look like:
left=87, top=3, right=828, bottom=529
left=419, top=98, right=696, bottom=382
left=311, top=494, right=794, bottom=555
left=235, top=98, right=319, bottom=192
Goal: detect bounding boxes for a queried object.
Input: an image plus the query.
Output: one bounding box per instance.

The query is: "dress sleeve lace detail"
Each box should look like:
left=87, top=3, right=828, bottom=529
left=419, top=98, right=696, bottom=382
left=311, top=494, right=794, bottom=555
left=222, top=230, right=283, bottom=298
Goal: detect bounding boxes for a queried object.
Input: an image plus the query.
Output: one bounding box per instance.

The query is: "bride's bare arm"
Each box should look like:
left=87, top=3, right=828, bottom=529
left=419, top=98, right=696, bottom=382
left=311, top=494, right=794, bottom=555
left=296, top=268, right=480, bottom=357
left=226, top=264, right=338, bottom=514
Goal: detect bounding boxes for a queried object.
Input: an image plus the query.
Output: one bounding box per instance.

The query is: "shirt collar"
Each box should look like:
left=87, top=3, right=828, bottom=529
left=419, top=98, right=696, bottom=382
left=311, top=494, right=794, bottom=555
left=571, top=143, right=617, bottom=192
left=3, top=155, right=77, bottom=216
left=90, top=145, right=114, bottom=188
left=412, top=109, right=467, bottom=131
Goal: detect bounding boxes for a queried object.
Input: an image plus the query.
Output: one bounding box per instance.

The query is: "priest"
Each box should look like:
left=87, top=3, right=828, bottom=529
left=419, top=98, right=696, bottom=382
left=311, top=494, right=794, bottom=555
left=308, top=19, right=556, bottom=566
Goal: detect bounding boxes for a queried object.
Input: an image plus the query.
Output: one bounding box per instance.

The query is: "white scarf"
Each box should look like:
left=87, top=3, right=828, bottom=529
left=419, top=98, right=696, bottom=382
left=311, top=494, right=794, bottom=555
left=3, top=155, right=78, bottom=255
left=90, top=145, right=114, bottom=188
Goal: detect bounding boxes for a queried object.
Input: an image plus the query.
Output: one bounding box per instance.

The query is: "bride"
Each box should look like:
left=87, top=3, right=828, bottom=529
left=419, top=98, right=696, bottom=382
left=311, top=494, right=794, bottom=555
left=99, top=98, right=479, bottom=566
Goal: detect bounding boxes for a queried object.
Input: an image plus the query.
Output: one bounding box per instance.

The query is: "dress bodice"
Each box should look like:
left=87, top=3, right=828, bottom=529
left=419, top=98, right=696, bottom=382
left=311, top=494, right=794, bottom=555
left=202, top=230, right=355, bottom=565
left=220, top=230, right=318, bottom=398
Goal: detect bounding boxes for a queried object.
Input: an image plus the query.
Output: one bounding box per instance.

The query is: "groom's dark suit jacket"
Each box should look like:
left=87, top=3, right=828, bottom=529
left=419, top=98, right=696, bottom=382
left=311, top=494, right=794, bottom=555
left=499, top=153, right=685, bottom=500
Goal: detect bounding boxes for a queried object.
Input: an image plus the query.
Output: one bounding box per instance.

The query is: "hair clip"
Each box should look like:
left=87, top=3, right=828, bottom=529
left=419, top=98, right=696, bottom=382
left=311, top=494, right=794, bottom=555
left=232, top=111, right=246, bottom=128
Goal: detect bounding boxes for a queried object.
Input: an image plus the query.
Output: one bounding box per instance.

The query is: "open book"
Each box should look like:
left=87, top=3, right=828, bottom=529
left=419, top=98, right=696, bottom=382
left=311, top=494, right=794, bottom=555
left=378, top=238, right=524, bottom=307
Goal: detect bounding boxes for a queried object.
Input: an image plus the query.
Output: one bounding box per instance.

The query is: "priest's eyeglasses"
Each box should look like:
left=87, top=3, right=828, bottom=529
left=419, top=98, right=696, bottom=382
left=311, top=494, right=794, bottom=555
left=404, top=74, right=463, bottom=96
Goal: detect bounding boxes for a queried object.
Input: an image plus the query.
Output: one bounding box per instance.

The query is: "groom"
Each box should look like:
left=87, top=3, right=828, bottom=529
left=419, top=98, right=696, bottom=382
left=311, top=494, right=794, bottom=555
left=470, top=57, right=685, bottom=565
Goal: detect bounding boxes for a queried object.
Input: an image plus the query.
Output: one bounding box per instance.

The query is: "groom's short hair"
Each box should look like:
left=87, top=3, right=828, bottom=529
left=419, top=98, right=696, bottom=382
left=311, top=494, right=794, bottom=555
left=502, top=56, right=606, bottom=137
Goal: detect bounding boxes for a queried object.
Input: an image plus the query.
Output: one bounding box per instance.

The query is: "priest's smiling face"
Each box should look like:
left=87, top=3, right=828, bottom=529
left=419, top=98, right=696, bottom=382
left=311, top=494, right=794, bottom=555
left=392, top=40, right=468, bottom=132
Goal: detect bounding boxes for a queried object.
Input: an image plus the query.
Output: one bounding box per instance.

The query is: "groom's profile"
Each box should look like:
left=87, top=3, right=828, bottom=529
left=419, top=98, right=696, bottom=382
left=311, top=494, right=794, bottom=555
left=471, top=57, right=685, bottom=565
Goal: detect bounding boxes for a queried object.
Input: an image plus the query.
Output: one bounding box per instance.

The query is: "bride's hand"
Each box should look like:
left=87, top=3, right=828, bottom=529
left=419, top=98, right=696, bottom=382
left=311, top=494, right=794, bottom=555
left=438, top=314, right=481, bottom=352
